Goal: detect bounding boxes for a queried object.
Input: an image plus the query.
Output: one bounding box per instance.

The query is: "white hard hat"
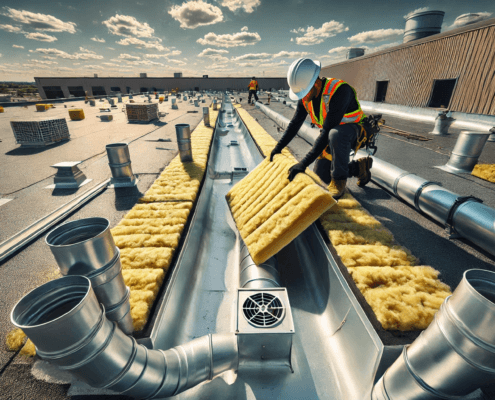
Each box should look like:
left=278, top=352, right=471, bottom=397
left=287, top=58, right=321, bottom=101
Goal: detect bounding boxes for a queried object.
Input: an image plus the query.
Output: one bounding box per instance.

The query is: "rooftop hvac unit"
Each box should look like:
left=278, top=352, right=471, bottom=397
left=403, top=10, right=445, bottom=43
left=140, top=73, right=147, bottom=78
left=11, top=118, right=70, bottom=147
left=125, top=103, right=158, bottom=122
left=236, top=288, right=294, bottom=370
left=174, top=72, right=183, bottom=78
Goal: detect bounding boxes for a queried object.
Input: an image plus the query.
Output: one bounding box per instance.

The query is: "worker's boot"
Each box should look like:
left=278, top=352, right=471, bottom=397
left=356, top=157, right=373, bottom=187
left=328, top=179, right=347, bottom=200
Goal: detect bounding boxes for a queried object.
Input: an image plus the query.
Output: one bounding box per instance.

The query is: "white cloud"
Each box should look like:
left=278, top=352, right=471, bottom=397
left=119, top=53, right=141, bottom=60
left=272, top=51, right=310, bottom=58
left=103, top=62, right=119, bottom=67
left=24, top=32, right=57, bottom=41
left=31, top=59, right=58, bottom=64
left=348, top=28, right=404, bottom=44
left=198, top=48, right=229, bottom=57
left=103, top=14, right=155, bottom=37
left=34, top=47, right=104, bottom=60
left=238, top=62, right=256, bottom=67
left=220, top=0, right=260, bottom=13
left=3, top=7, right=76, bottom=33
left=290, top=27, right=305, bottom=34
left=91, top=37, right=105, bottom=43
left=145, top=50, right=182, bottom=58
left=42, top=55, right=57, bottom=59
left=241, top=26, right=248, bottom=31
left=293, top=21, right=349, bottom=45
left=0, top=23, right=23, bottom=33
left=169, top=1, right=223, bottom=29
left=168, top=58, right=187, bottom=66
left=197, top=30, right=261, bottom=47
left=327, top=46, right=350, bottom=54
left=107, top=47, right=116, bottom=50
left=116, top=37, right=166, bottom=51
left=79, top=47, right=93, bottom=53
left=12, top=44, right=24, bottom=49
left=259, top=60, right=288, bottom=67
left=404, top=7, right=430, bottom=19
left=231, top=52, right=271, bottom=61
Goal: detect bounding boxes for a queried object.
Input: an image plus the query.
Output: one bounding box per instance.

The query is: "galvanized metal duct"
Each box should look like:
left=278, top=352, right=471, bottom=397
left=255, top=102, right=318, bottom=144
left=11, top=276, right=238, bottom=399
left=240, top=240, right=281, bottom=289
left=254, top=104, right=495, bottom=257
left=373, top=269, right=495, bottom=399
left=364, top=153, right=495, bottom=257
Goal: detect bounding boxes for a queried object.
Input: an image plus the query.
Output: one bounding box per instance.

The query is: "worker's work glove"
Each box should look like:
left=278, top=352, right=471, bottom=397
left=269, top=146, right=282, bottom=162
left=288, top=162, right=306, bottom=181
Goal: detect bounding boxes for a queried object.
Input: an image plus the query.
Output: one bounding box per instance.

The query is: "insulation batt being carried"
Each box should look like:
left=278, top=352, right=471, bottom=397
left=226, top=154, right=337, bottom=265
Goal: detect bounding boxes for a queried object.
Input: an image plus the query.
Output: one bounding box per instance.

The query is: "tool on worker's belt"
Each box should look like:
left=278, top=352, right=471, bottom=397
left=320, top=114, right=383, bottom=162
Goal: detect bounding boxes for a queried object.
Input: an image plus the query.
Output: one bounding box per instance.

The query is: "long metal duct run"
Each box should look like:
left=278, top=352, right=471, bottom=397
left=11, top=276, right=238, bottom=399
left=364, top=152, right=495, bottom=257
left=255, top=103, right=495, bottom=257
left=373, top=269, right=495, bottom=399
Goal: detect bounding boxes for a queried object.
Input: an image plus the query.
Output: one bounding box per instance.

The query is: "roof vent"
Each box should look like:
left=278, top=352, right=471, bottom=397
left=242, top=292, right=285, bottom=328
left=404, top=10, right=445, bottom=43
left=347, top=48, right=365, bottom=59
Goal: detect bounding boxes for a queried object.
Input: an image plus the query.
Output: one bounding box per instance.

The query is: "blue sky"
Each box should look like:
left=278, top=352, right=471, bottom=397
left=0, top=0, right=494, bottom=81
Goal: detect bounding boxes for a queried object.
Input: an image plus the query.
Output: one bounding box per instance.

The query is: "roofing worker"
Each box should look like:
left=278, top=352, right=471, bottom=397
left=247, top=76, right=259, bottom=105
left=269, top=58, right=372, bottom=199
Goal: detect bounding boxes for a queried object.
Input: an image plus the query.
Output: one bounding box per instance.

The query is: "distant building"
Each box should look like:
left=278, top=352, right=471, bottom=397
left=34, top=76, right=288, bottom=99
left=321, top=17, right=495, bottom=115
left=174, top=72, right=182, bottom=78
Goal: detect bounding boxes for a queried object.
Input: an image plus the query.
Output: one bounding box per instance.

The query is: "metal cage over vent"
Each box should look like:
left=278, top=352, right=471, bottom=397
left=242, top=292, right=285, bottom=328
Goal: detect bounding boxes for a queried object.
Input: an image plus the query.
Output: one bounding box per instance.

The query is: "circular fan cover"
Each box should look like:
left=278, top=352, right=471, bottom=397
left=242, top=292, right=285, bottom=328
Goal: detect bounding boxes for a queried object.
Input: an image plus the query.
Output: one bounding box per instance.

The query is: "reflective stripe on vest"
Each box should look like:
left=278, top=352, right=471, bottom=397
left=248, top=80, right=258, bottom=90
left=302, top=78, right=364, bottom=129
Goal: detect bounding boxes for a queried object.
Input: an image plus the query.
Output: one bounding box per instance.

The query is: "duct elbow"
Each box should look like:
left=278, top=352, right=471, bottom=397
left=152, top=333, right=238, bottom=398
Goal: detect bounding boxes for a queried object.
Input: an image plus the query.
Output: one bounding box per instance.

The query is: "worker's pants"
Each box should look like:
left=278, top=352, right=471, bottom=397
left=248, top=90, right=259, bottom=103
left=313, top=124, right=358, bottom=182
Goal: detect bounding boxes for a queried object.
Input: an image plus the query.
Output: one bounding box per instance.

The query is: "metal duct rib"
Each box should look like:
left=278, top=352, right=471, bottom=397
left=11, top=276, right=238, bottom=400
left=254, top=104, right=495, bottom=257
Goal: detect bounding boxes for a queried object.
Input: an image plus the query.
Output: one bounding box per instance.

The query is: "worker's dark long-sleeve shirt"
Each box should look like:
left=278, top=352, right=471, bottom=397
left=276, top=82, right=358, bottom=167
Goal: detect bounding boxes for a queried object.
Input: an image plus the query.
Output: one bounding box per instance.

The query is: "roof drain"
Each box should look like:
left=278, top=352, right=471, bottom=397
left=11, top=276, right=238, bottom=399
left=373, top=269, right=495, bottom=399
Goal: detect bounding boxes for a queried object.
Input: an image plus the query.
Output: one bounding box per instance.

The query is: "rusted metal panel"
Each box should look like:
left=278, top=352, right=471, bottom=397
left=321, top=20, right=495, bottom=115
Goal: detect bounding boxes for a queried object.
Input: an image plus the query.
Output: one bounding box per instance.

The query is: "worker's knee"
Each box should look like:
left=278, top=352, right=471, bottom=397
left=327, top=128, right=341, bottom=147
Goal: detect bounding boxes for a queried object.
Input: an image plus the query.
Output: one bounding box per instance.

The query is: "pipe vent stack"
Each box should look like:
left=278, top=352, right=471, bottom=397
left=403, top=10, right=445, bottom=43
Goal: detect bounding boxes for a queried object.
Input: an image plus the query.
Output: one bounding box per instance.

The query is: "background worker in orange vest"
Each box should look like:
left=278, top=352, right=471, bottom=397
left=247, top=77, right=259, bottom=105
left=269, top=58, right=372, bottom=199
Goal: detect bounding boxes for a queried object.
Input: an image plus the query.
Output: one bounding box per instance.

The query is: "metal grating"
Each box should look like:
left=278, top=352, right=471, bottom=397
left=125, top=103, right=159, bottom=122
left=10, top=119, right=70, bottom=146
left=242, top=292, right=285, bottom=328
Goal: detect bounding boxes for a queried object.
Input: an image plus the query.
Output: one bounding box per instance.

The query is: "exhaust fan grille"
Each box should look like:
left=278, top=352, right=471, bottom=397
left=242, top=292, right=285, bottom=328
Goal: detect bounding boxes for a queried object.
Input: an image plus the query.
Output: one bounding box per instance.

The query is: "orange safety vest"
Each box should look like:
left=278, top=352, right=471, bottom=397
left=302, top=77, right=365, bottom=161
left=248, top=80, right=258, bottom=90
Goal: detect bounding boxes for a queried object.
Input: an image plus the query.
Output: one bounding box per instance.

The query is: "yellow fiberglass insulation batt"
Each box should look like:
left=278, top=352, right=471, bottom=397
left=112, top=108, right=220, bottom=332
left=235, top=105, right=451, bottom=332
left=472, top=164, right=495, bottom=183
left=227, top=154, right=336, bottom=265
